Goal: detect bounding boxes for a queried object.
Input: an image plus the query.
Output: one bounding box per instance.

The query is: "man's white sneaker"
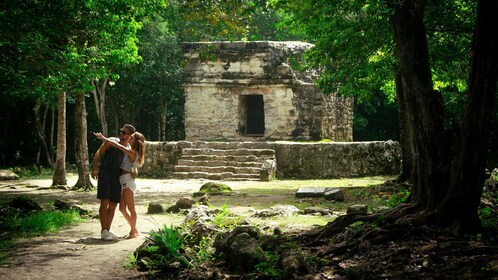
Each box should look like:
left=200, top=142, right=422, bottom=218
left=107, top=230, right=120, bottom=239
left=101, top=230, right=113, bottom=241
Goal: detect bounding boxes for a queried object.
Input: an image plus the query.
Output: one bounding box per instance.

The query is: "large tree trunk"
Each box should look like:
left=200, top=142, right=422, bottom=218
left=439, top=0, right=498, bottom=233
left=390, top=1, right=450, bottom=213
left=393, top=69, right=413, bottom=183
left=73, top=92, right=94, bottom=190
left=33, top=99, right=54, bottom=166
left=108, top=93, right=119, bottom=136
left=52, top=91, right=67, bottom=186
left=92, top=78, right=108, bottom=135
left=50, top=107, right=55, bottom=162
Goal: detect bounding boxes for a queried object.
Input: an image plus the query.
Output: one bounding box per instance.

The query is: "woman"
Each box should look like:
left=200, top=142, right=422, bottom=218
left=94, top=131, right=145, bottom=238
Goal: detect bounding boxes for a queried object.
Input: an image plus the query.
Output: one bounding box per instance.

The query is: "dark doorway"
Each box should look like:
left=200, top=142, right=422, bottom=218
left=245, top=95, right=265, bottom=136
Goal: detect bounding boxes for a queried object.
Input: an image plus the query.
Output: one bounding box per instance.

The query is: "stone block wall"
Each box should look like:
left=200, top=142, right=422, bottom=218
left=182, top=41, right=354, bottom=141
left=141, top=141, right=401, bottom=179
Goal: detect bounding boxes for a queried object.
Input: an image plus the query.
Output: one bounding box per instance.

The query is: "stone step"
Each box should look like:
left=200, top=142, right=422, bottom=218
left=172, top=171, right=260, bottom=181
left=177, top=159, right=262, bottom=168
left=182, top=141, right=272, bottom=150
left=182, top=148, right=275, bottom=157
left=174, top=165, right=261, bottom=174
left=172, top=145, right=276, bottom=181
left=179, top=154, right=273, bottom=162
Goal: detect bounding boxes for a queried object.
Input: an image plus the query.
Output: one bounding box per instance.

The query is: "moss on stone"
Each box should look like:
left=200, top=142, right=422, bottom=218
left=199, top=182, right=232, bottom=193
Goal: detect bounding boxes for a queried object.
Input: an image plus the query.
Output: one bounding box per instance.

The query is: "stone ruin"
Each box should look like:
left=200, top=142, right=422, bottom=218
left=182, top=41, right=354, bottom=141
left=139, top=41, right=400, bottom=181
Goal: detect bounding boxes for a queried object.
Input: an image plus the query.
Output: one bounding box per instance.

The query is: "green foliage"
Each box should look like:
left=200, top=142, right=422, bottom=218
left=5, top=210, right=82, bottom=236
left=10, top=165, right=43, bottom=177
left=123, top=252, right=139, bottom=270
left=0, top=208, right=84, bottom=264
left=137, top=224, right=191, bottom=270
left=384, top=190, right=411, bottom=208
left=479, top=207, right=497, bottom=228
left=212, top=204, right=239, bottom=229
left=195, top=236, right=214, bottom=263
left=254, top=251, right=283, bottom=279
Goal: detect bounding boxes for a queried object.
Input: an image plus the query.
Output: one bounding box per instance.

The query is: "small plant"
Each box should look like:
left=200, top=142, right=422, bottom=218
left=195, top=236, right=214, bottom=263
left=123, top=252, right=138, bottom=270
left=479, top=207, right=497, bottom=228
left=254, top=251, right=283, bottom=279
left=384, top=189, right=410, bottom=208
left=212, top=204, right=239, bottom=229
left=137, top=224, right=191, bottom=270
left=148, top=224, right=184, bottom=259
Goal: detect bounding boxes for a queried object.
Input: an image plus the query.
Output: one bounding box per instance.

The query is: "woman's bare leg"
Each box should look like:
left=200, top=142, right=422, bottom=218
left=119, top=187, right=132, bottom=226
left=122, top=188, right=139, bottom=237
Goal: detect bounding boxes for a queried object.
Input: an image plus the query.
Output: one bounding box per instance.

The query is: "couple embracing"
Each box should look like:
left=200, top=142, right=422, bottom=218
left=91, top=124, right=145, bottom=240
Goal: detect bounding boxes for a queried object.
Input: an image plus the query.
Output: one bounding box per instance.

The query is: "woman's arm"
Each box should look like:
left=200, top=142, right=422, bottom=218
left=93, top=132, right=136, bottom=161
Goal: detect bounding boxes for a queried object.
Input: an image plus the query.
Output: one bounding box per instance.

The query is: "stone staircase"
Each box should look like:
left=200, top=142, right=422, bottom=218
left=172, top=142, right=276, bottom=181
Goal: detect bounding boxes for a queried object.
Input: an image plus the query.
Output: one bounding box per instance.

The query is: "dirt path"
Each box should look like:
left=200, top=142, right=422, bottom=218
left=0, top=176, right=220, bottom=280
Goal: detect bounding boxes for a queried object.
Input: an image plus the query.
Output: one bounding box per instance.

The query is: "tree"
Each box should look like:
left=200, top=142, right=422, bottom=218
left=279, top=0, right=497, bottom=233
left=52, top=91, right=67, bottom=186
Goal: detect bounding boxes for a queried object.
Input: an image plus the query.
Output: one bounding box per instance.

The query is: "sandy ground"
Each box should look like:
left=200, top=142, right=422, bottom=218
left=0, top=175, right=247, bottom=280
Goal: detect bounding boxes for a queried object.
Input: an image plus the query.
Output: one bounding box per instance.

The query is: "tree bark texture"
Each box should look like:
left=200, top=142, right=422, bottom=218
left=92, top=79, right=108, bottom=136
left=73, top=92, right=93, bottom=190
left=390, top=0, right=498, bottom=233
left=394, top=69, right=413, bottom=183
left=33, top=99, right=54, bottom=166
left=52, top=91, right=67, bottom=186
left=440, top=0, right=498, bottom=233
left=390, top=0, right=450, bottom=214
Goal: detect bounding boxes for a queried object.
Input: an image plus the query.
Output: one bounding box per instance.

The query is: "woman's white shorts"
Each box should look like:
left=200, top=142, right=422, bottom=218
left=119, top=174, right=137, bottom=193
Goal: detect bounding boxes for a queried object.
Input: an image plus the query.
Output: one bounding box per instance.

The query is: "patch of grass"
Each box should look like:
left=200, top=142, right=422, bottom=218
left=0, top=209, right=84, bottom=264
left=212, top=204, right=239, bottom=229
left=238, top=177, right=393, bottom=195
left=254, top=251, right=283, bottom=279
left=123, top=252, right=139, bottom=270
left=252, top=215, right=329, bottom=231
left=8, top=210, right=83, bottom=235
left=10, top=165, right=52, bottom=178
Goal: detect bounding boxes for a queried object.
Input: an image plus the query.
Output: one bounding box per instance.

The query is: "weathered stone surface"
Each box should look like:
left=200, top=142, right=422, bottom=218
left=253, top=205, right=299, bottom=218
left=295, top=187, right=326, bottom=198
left=182, top=41, right=353, bottom=141
left=53, top=199, right=94, bottom=217
left=324, top=188, right=345, bottom=201
left=10, top=196, right=42, bottom=213
left=176, top=197, right=195, bottom=209
left=347, top=204, right=368, bottom=215
left=147, top=202, right=164, bottom=214
left=260, top=159, right=276, bottom=181
left=142, top=140, right=401, bottom=180
left=0, top=170, right=19, bottom=180
left=301, top=207, right=334, bottom=216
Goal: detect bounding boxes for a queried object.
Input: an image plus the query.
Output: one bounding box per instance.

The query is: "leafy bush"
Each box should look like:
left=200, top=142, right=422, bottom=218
left=137, top=224, right=191, bottom=270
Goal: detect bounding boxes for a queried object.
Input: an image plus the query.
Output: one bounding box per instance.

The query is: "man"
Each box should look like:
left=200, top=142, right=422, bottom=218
left=91, top=124, right=136, bottom=240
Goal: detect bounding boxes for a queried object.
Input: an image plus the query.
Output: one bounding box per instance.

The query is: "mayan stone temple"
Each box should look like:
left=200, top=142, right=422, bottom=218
left=140, top=41, right=400, bottom=181
left=181, top=41, right=354, bottom=141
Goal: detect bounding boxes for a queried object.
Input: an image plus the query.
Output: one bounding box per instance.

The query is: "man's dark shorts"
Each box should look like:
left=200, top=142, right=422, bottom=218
left=97, top=176, right=121, bottom=203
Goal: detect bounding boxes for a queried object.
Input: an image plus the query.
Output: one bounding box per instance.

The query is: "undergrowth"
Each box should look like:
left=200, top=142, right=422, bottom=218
left=0, top=207, right=84, bottom=264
